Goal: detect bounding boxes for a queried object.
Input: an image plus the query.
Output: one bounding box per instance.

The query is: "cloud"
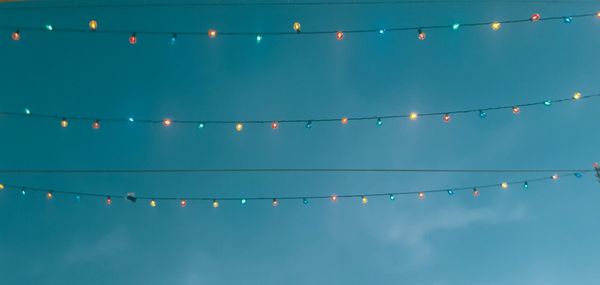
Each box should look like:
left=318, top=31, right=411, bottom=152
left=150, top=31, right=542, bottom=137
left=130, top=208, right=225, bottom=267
left=385, top=204, right=528, bottom=262
left=63, top=227, right=130, bottom=265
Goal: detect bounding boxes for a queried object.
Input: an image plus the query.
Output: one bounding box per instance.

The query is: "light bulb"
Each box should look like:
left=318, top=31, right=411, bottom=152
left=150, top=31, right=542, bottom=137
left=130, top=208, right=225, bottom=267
left=574, top=173, right=583, bottom=178
left=128, top=117, right=134, bottom=122
left=523, top=181, right=529, bottom=190
left=47, top=192, right=53, bottom=199
left=409, top=112, right=418, bottom=121
left=305, top=121, right=312, bottom=129
left=45, top=24, right=53, bottom=31
left=170, top=33, right=177, bottom=45
left=389, top=194, right=395, bottom=201
left=544, top=100, right=552, bottom=106
left=163, top=118, right=172, bottom=127
left=336, top=31, right=344, bottom=40
left=198, top=123, right=205, bottom=129
left=376, top=118, right=383, bottom=126
left=473, top=188, right=480, bottom=197
left=303, top=198, right=309, bottom=205
left=21, top=189, right=26, bottom=195
left=512, top=106, right=520, bottom=114
left=25, top=108, right=31, bottom=115
left=235, top=123, right=244, bottom=132
left=129, top=33, right=137, bottom=45
left=479, top=110, right=487, bottom=118
left=551, top=174, right=559, bottom=180
left=106, top=196, right=112, bottom=205
left=418, top=192, right=425, bottom=200
left=417, top=29, right=426, bottom=40
left=443, top=113, right=451, bottom=123
left=491, top=22, right=501, bottom=31
left=256, top=34, right=262, bottom=43
left=530, top=13, right=541, bottom=21
left=361, top=196, right=368, bottom=204
left=452, top=23, right=460, bottom=30
left=447, top=190, right=454, bottom=196
left=331, top=195, right=338, bottom=202
left=272, top=198, right=279, bottom=207
left=89, top=20, right=98, bottom=31
left=180, top=200, right=187, bottom=207
left=573, top=92, right=582, bottom=100
left=501, top=182, right=509, bottom=189
left=341, top=117, right=348, bottom=124
left=564, top=16, right=573, bottom=23
left=271, top=121, right=279, bottom=129
left=76, top=195, right=81, bottom=201
left=92, top=120, right=100, bottom=130
left=208, top=29, right=217, bottom=38
left=241, top=198, right=247, bottom=205
left=293, top=22, right=301, bottom=33
left=0, top=184, right=4, bottom=190
left=150, top=199, right=157, bottom=207
left=12, top=29, right=20, bottom=41
left=212, top=200, right=219, bottom=208
left=379, top=29, right=385, bottom=34
left=60, top=118, right=69, bottom=128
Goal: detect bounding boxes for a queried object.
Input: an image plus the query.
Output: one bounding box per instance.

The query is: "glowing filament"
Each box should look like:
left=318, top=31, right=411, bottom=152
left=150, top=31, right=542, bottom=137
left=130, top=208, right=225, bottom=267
left=473, top=188, right=480, bottom=197
left=106, top=196, right=112, bottom=205
left=417, top=29, right=426, bottom=40
left=47, top=192, right=53, bottom=199
left=409, top=112, right=418, bottom=121
left=163, top=118, right=172, bottom=127
left=443, top=113, right=451, bottom=123
left=271, top=121, right=279, bottom=129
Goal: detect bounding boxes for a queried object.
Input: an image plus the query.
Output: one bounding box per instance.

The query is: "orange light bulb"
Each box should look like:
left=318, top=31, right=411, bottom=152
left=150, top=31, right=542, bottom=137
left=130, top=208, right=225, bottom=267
left=89, top=20, right=98, bottom=31
left=293, top=22, right=301, bottom=33
left=271, top=121, right=279, bottom=129
left=11, top=30, right=20, bottom=41
left=92, top=120, right=100, bottom=129
left=341, top=117, right=348, bottom=124
left=336, top=31, right=344, bottom=40
left=512, top=106, right=520, bottom=114
left=163, top=118, right=172, bottom=127
left=208, top=29, right=217, bottom=38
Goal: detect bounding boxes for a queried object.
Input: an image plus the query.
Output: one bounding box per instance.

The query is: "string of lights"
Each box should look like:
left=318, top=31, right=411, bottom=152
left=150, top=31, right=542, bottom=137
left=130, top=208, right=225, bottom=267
left=0, top=167, right=592, bottom=174
left=1, top=92, right=596, bottom=131
left=1, top=0, right=600, bottom=9
left=0, top=167, right=595, bottom=207
left=1, top=11, right=599, bottom=44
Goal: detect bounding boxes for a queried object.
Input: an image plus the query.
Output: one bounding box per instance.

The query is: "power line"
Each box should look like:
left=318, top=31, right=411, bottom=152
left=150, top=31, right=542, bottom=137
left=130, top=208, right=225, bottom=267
left=0, top=171, right=591, bottom=203
left=0, top=168, right=592, bottom=174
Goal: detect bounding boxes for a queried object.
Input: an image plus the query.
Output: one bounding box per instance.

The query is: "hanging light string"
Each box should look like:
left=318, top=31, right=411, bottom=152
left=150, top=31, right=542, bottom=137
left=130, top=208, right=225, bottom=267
left=0, top=167, right=592, bottom=174
left=0, top=169, right=594, bottom=206
left=1, top=12, right=599, bottom=42
left=2, top=0, right=600, bottom=9
left=2, top=92, right=596, bottom=130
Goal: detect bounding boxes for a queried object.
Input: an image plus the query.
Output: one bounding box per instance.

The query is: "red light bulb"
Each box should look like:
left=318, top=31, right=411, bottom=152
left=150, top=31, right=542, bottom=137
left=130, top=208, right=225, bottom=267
left=531, top=13, right=541, bottom=21
left=271, top=121, right=279, bottom=129
left=163, top=119, right=172, bottom=127
left=129, top=33, right=137, bottom=45
left=11, top=30, right=20, bottom=41
left=443, top=113, right=451, bottom=123
left=92, top=120, right=100, bottom=130
left=336, top=31, right=344, bottom=40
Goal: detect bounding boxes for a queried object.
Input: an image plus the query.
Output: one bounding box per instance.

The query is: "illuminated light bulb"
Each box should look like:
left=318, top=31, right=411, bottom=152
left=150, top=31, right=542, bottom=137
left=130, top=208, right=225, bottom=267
left=447, top=189, right=454, bottom=196
left=341, top=117, right=348, bottom=124
left=530, top=13, right=541, bottom=21
left=60, top=118, right=69, bottom=128
left=272, top=198, right=279, bottom=207
left=47, top=192, right=53, bottom=200
left=241, top=198, right=247, bottom=205
left=0, top=183, right=4, bottom=190
left=443, top=113, right=451, bottom=123
left=293, top=22, right=301, bottom=33
left=45, top=24, right=53, bottom=31
left=128, top=117, right=134, bottom=122
left=235, top=123, right=244, bottom=132
left=523, top=181, right=529, bottom=190
left=198, top=123, right=205, bottom=129
left=544, top=100, right=552, bottom=106
left=512, top=106, right=520, bottom=114
left=389, top=194, right=395, bottom=201
left=212, top=200, right=219, bottom=208
left=501, top=182, right=509, bottom=189
left=25, top=108, right=31, bottom=115
left=305, top=121, right=312, bottom=129
left=331, top=195, right=338, bottom=202
left=472, top=188, right=480, bottom=197
left=92, top=120, right=100, bottom=130
left=180, top=200, right=187, bottom=207
left=551, top=174, right=559, bottom=180
left=89, top=20, right=98, bottom=31
left=271, top=121, right=279, bottom=129
left=11, top=30, right=20, bottom=41
left=208, top=29, right=217, bottom=38
left=106, top=196, right=112, bottom=205
left=573, top=92, right=582, bottom=100
left=376, top=118, right=383, bottom=126
left=303, top=198, right=309, bottom=205
left=564, top=16, right=573, bottom=23
left=379, top=29, right=385, bottom=34
left=170, top=33, right=177, bottom=45
left=418, top=192, right=425, bottom=200
left=597, top=12, right=600, bottom=18
left=256, top=34, right=262, bottom=43
left=21, top=189, right=26, bottom=195
left=409, top=112, right=418, bottom=121
left=361, top=196, right=368, bottom=204
left=452, top=23, right=460, bottom=30
left=417, top=29, right=426, bottom=40
left=479, top=110, right=487, bottom=118
left=129, top=33, right=137, bottom=45
left=336, top=31, right=344, bottom=40
left=150, top=199, right=157, bottom=207
left=163, top=118, right=172, bottom=127
left=491, top=22, right=501, bottom=31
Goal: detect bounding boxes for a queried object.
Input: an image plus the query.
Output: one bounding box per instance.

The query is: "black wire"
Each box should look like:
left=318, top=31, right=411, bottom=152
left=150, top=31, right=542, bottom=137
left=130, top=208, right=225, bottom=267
left=0, top=168, right=591, bottom=174
left=1, top=170, right=591, bottom=201
left=2, top=0, right=600, bottom=9
left=0, top=93, right=597, bottom=126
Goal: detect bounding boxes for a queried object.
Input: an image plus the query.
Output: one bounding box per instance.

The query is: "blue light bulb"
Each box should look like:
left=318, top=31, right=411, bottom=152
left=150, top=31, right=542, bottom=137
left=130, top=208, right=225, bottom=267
left=198, top=123, right=205, bottom=129
left=564, top=16, right=572, bottom=23
left=447, top=190, right=454, bottom=196
left=241, top=199, right=247, bottom=205
left=256, top=34, right=262, bottom=43
left=303, top=198, right=309, bottom=205
left=574, top=173, right=582, bottom=178
left=452, top=23, right=460, bottom=30
left=376, top=118, right=382, bottom=126
left=389, top=194, right=395, bottom=201
left=305, top=121, right=312, bottom=129
left=170, top=33, right=177, bottom=45
left=544, top=100, right=552, bottom=106
left=523, top=182, right=529, bottom=190
left=479, top=110, right=487, bottom=118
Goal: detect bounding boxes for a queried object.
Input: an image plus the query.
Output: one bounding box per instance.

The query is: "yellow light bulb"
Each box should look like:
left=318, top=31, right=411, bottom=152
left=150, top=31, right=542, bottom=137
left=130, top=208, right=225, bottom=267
left=60, top=118, right=69, bottom=128
left=361, top=196, right=368, bottom=204
left=491, top=22, right=501, bottom=31
left=89, top=20, right=98, bottom=31
left=235, top=123, right=244, bottom=132
left=552, top=174, right=559, bottom=180
left=150, top=199, right=157, bottom=207
left=47, top=192, right=53, bottom=199
left=418, top=192, right=425, bottom=200
left=409, top=112, right=418, bottom=121
left=293, top=22, right=301, bottom=33
left=0, top=183, right=4, bottom=190
left=212, top=200, right=219, bottom=208
left=573, top=92, right=582, bottom=100
left=501, top=182, right=509, bottom=189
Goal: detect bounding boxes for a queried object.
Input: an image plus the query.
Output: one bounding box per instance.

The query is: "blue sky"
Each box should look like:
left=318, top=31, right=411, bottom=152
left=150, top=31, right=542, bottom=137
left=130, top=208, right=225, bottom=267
left=1, top=1, right=600, bottom=284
